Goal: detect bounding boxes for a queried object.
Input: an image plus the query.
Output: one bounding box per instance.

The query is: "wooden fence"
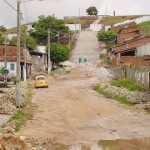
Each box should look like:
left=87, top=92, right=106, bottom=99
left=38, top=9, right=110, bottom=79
left=110, top=66, right=150, bottom=92
left=125, top=67, right=150, bottom=92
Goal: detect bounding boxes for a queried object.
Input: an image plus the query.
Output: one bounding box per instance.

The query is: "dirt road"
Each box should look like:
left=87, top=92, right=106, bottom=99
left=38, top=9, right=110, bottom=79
left=20, top=31, right=150, bottom=145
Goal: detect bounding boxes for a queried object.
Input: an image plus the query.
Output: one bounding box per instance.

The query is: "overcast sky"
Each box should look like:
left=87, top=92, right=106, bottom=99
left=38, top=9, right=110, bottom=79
left=0, top=0, right=150, bottom=28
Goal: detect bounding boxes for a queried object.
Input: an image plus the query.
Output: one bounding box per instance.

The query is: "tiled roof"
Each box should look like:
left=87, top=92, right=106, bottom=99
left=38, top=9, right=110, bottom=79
left=112, top=36, right=150, bottom=53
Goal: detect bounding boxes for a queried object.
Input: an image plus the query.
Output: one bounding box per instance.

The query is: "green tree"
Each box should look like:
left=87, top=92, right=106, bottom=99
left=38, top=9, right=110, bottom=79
left=86, top=6, right=98, bottom=16
left=46, top=43, right=69, bottom=65
left=0, top=25, right=6, bottom=32
left=0, top=34, right=5, bottom=44
left=29, top=15, right=68, bottom=44
left=97, top=29, right=115, bottom=42
left=9, top=34, right=37, bottom=50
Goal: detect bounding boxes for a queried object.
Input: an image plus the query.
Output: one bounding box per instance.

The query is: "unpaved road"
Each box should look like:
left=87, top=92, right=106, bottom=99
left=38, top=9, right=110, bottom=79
left=20, top=31, right=150, bottom=145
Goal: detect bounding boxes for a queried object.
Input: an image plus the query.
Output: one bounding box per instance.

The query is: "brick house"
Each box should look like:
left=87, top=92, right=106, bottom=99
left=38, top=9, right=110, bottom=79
left=111, top=36, right=150, bottom=67
left=0, top=45, right=32, bottom=78
left=0, top=45, right=48, bottom=78
left=112, top=22, right=141, bottom=45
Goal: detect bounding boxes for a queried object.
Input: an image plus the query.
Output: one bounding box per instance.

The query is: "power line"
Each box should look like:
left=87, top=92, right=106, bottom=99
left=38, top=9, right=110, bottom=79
left=3, top=0, right=17, bottom=12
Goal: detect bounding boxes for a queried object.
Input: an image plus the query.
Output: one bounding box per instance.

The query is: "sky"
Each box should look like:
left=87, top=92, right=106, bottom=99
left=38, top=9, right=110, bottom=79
left=0, top=0, right=150, bottom=28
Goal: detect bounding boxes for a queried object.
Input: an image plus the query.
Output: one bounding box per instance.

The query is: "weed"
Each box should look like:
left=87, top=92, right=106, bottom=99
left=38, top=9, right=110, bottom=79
left=94, top=85, right=132, bottom=105
left=111, top=78, right=141, bottom=91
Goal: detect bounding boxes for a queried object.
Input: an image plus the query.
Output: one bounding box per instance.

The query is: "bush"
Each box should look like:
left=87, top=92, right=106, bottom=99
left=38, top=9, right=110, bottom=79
left=97, top=29, right=115, bottom=42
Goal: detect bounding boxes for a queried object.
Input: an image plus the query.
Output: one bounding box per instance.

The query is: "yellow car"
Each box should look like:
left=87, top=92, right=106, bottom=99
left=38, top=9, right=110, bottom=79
left=34, top=75, right=48, bottom=88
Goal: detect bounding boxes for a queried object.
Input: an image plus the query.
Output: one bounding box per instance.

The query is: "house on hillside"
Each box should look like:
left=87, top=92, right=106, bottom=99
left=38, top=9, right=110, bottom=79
left=111, top=36, right=150, bottom=67
left=0, top=45, right=48, bottom=78
left=112, top=22, right=141, bottom=45
left=0, top=45, right=31, bottom=78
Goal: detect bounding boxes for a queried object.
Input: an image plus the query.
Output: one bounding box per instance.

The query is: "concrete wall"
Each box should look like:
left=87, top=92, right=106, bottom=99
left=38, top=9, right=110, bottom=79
left=89, top=24, right=102, bottom=31
left=65, top=24, right=81, bottom=31
left=0, top=62, right=16, bottom=76
left=137, top=43, right=150, bottom=56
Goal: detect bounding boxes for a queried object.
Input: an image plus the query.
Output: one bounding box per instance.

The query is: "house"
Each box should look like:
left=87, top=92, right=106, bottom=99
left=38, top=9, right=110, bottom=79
left=29, top=50, right=47, bottom=73
left=0, top=45, right=48, bottom=78
left=112, top=22, right=141, bottom=45
left=111, top=36, right=150, bottom=67
left=0, top=45, right=32, bottom=78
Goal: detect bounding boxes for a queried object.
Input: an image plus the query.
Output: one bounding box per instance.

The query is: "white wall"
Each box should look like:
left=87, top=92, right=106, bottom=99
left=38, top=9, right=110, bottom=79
left=137, top=43, right=150, bottom=56
left=114, top=16, right=150, bottom=27
left=37, top=46, right=46, bottom=53
left=65, top=24, right=81, bottom=31
left=0, top=62, right=17, bottom=76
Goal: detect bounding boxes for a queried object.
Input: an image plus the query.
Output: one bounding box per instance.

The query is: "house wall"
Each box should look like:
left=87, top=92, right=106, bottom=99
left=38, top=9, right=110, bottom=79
left=30, top=54, right=47, bottom=72
left=111, top=56, right=150, bottom=67
left=137, top=43, right=150, bottom=56
left=65, top=24, right=81, bottom=31
left=0, top=62, right=17, bottom=76
left=113, top=37, right=150, bottom=52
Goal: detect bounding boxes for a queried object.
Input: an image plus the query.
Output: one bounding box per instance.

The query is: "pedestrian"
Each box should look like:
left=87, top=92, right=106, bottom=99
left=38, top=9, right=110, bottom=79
left=84, top=58, right=86, bottom=62
left=79, top=58, right=82, bottom=63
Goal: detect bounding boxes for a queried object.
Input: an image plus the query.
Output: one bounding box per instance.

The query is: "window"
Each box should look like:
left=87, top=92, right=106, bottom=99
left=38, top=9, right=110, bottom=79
left=10, top=63, right=15, bottom=70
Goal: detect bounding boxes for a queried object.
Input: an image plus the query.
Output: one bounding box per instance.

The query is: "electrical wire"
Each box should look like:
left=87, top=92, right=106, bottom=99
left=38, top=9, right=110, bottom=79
left=3, top=0, right=17, bottom=12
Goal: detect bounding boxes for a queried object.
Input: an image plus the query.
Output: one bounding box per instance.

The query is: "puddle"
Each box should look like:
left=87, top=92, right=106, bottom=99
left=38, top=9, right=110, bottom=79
left=69, top=138, right=150, bottom=150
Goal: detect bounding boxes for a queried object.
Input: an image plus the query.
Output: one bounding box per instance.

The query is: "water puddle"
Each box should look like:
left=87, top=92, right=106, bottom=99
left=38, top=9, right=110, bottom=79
left=69, top=138, right=150, bottom=150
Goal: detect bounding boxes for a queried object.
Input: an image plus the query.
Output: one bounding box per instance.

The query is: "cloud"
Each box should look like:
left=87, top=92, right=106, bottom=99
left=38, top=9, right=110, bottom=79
left=0, top=0, right=150, bottom=28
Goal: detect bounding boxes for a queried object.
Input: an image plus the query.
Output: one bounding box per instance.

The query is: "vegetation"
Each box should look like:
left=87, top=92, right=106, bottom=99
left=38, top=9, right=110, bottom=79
left=138, top=21, right=150, bottom=36
left=0, top=25, right=6, bottom=32
left=99, top=15, right=142, bottom=25
left=86, top=6, right=98, bottom=16
left=97, top=29, right=115, bottom=42
left=9, top=34, right=37, bottom=50
left=46, top=43, right=70, bottom=65
left=29, top=15, right=68, bottom=44
left=111, top=78, right=141, bottom=91
left=94, top=85, right=132, bottom=105
left=10, top=85, right=33, bottom=132
left=11, top=109, right=33, bottom=132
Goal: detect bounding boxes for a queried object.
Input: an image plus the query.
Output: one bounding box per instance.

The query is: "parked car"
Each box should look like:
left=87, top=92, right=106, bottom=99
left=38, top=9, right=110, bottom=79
left=34, top=75, right=48, bottom=88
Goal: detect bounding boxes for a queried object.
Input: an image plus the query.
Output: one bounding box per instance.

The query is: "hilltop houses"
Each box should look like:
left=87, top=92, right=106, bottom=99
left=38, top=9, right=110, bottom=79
left=111, top=22, right=150, bottom=67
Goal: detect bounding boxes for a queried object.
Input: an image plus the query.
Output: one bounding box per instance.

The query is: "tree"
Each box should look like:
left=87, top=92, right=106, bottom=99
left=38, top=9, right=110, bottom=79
left=29, top=15, right=68, bottom=44
left=86, top=6, right=98, bottom=16
left=0, top=25, right=6, bottom=32
left=46, top=43, right=69, bottom=65
left=0, top=35, right=5, bottom=44
left=97, top=29, right=115, bottom=42
left=9, top=34, right=37, bottom=50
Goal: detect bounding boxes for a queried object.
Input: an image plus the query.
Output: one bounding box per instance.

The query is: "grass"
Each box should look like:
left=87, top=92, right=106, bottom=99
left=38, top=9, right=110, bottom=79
left=94, top=85, right=132, bottom=105
left=99, top=15, right=142, bottom=25
left=11, top=109, right=33, bottom=132
left=138, top=21, right=150, bottom=36
left=111, top=78, right=141, bottom=92
left=10, top=84, right=33, bottom=132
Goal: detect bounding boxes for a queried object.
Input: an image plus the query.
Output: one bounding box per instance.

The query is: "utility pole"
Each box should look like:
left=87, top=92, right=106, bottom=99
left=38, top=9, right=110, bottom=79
left=16, top=0, right=21, bottom=107
left=24, top=28, right=27, bottom=82
left=47, top=28, right=51, bottom=75
left=4, top=35, right=7, bottom=68
left=68, top=30, right=71, bottom=51
left=79, top=7, right=81, bottom=31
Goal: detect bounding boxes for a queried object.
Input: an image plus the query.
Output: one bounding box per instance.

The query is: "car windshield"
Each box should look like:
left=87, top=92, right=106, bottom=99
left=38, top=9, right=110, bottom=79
left=36, top=77, right=46, bottom=80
